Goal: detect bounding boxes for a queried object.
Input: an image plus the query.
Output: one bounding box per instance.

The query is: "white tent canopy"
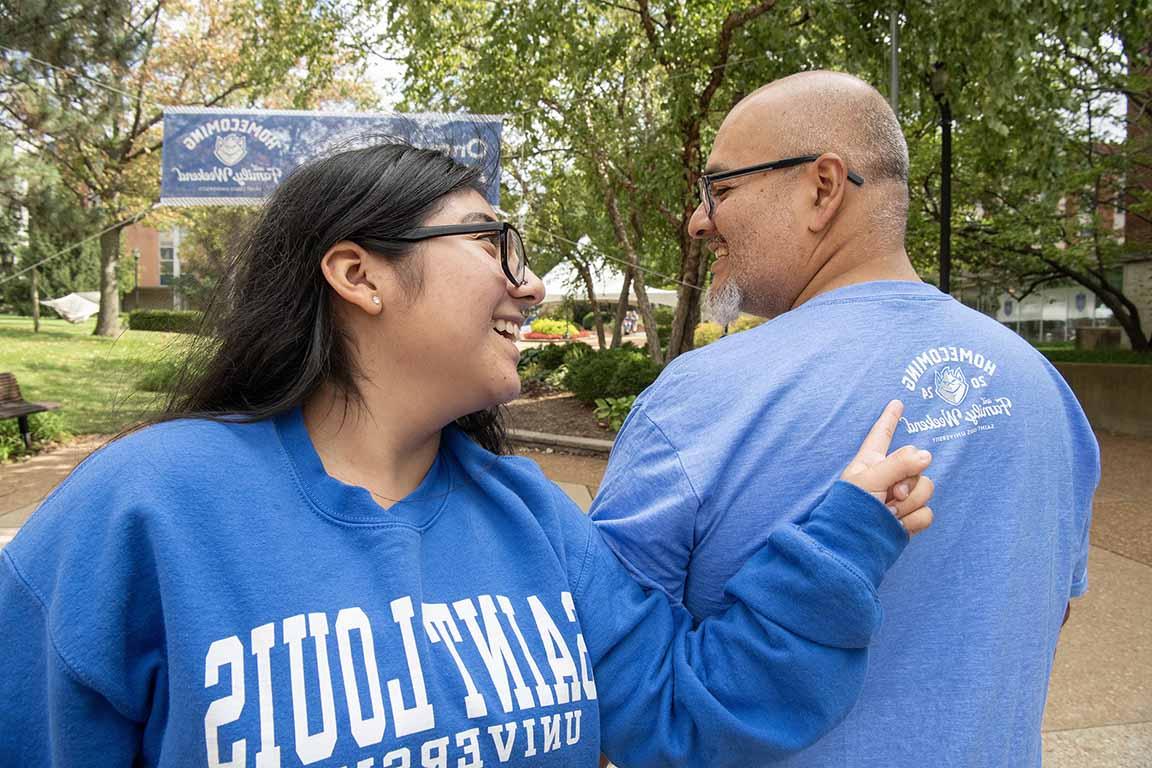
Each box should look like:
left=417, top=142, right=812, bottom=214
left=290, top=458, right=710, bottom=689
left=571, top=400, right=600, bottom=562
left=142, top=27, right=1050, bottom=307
left=540, top=261, right=678, bottom=308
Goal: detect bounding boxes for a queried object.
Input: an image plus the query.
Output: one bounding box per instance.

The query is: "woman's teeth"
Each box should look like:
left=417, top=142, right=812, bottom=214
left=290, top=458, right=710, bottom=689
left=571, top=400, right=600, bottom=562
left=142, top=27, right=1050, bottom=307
left=492, top=319, right=521, bottom=341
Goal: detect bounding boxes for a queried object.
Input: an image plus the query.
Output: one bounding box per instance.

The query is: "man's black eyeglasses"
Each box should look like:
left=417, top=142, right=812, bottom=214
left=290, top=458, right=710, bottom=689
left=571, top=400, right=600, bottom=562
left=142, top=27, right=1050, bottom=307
left=697, top=155, right=865, bottom=218
left=382, top=222, right=528, bottom=287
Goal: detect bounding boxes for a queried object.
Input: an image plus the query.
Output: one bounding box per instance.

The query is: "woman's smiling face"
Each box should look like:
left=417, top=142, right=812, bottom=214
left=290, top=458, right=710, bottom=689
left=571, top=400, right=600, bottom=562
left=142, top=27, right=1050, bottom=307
left=369, top=189, right=544, bottom=419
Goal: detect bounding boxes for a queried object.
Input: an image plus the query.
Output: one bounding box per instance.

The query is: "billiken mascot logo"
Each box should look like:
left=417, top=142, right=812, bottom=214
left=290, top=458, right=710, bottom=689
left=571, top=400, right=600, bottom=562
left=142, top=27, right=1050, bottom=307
left=934, top=365, right=969, bottom=405
left=214, top=134, right=247, bottom=166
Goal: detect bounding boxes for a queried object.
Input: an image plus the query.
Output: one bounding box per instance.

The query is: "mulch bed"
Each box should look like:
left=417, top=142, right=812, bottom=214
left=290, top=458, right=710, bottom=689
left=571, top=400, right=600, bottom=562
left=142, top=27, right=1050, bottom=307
left=504, top=392, right=616, bottom=440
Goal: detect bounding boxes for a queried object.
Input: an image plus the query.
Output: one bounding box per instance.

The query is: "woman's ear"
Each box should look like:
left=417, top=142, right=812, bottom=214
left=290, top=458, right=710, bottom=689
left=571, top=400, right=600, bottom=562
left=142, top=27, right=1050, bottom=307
left=320, top=241, right=383, bottom=314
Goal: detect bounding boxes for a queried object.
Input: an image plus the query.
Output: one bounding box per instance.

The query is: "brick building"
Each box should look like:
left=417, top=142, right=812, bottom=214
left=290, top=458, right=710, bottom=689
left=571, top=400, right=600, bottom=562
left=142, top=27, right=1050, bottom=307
left=120, top=224, right=187, bottom=311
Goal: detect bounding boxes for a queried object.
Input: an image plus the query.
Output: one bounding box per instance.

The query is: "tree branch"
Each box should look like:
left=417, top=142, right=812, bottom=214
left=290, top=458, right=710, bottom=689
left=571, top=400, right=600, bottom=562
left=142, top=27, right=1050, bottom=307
left=635, top=0, right=671, bottom=68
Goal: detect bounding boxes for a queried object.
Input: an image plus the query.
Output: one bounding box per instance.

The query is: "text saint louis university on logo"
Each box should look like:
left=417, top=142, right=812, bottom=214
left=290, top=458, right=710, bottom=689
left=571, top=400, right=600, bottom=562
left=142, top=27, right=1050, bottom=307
left=898, top=345, right=1016, bottom=443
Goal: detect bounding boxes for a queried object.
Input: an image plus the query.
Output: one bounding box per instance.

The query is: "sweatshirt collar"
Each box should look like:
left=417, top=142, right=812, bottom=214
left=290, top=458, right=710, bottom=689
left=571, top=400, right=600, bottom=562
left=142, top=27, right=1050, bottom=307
left=274, top=406, right=451, bottom=529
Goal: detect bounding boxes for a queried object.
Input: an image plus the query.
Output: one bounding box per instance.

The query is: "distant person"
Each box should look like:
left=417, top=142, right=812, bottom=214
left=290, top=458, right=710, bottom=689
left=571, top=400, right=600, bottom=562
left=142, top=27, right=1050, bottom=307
left=625, top=309, right=639, bottom=335
left=591, top=71, right=1098, bottom=767
left=0, top=141, right=934, bottom=766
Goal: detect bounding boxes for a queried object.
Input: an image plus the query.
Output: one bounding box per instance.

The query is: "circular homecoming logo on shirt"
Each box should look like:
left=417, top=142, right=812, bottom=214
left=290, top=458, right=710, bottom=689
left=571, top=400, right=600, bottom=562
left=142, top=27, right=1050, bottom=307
left=897, top=345, right=1014, bottom=444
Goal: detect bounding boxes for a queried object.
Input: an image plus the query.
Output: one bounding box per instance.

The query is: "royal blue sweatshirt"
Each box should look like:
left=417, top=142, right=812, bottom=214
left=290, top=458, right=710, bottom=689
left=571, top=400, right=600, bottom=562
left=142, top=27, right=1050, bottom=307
left=0, top=408, right=907, bottom=767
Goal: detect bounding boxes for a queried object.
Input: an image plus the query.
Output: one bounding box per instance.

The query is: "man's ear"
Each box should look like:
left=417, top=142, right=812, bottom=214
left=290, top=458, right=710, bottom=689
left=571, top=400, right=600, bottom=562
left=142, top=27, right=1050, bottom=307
left=319, top=241, right=384, bottom=314
left=806, top=153, right=850, bottom=234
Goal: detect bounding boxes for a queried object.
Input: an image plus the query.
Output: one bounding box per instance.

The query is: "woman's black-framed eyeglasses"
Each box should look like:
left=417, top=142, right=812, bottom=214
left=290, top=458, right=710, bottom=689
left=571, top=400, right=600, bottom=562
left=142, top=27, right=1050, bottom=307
left=384, top=222, right=529, bottom=287
left=697, top=155, right=865, bottom=219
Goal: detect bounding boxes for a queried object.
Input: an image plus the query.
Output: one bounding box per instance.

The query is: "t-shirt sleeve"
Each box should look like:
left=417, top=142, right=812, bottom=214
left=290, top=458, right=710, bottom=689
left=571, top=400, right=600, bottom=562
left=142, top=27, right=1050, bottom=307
left=1056, top=367, right=1100, bottom=600
left=589, top=403, right=699, bottom=604
left=562, top=480, right=908, bottom=767
left=1069, top=427, right=1100, bottom=598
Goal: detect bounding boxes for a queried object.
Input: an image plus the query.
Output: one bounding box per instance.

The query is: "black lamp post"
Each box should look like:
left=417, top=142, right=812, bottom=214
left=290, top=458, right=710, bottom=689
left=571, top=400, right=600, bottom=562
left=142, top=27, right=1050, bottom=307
left=132, top=248, right=140, bottom=309
left=930, top=63, right=952, bottom=295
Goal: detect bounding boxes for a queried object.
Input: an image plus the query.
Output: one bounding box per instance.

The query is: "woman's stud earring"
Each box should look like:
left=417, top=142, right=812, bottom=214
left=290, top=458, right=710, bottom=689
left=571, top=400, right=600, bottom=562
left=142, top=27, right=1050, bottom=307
left=371, top=295, right=381, bottom=305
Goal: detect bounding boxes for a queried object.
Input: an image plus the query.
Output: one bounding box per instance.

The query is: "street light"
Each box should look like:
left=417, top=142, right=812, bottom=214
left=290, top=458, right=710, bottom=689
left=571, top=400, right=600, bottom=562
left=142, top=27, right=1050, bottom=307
left=132, top=248, right=140, bottom=310
left=930, top=62, right=952, bottom=294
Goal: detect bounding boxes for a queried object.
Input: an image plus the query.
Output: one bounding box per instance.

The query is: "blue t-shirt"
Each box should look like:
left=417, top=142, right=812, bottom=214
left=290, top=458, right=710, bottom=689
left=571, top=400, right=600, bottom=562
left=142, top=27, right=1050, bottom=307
left=591, top=280, right=1098, bottom=768
left=0, top=406, right=909, bottom=767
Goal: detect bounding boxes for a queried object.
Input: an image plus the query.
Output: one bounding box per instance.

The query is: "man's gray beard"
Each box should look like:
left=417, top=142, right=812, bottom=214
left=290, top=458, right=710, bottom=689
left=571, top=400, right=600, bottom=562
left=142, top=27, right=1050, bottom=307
left=705, top=279, right=743, bottom=326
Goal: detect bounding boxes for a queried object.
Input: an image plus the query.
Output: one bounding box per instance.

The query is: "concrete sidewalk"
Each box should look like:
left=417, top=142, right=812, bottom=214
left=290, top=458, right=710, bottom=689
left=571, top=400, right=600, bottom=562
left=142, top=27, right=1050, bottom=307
left=2, top=434, right=1150, bottom=766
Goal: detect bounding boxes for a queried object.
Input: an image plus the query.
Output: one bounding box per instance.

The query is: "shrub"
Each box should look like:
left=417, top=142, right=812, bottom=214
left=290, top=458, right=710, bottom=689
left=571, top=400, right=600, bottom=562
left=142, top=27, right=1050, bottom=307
left=594, top=396, right=636, bottom=432
left=517, top=346, right=544, bottom=371
left=564, top=347, right=662, bottom=403
left=563, top=342, right=593, bottom=364
left=581, top=311, right=610, bottom=331
left=534, top=343, right=576, bottom=372
left=530, top=318, right=581, bottom=337
left=0, top=411, right=72, bottom=462
left=694, top=322, right=724, bottom=347
left=1040, top=348, right=1152, bottom=365
left=545, top=364, right=569, bottom=389
left=731, top=315, right=766, bottom=333
left=518, top=361, right=546, bottom=385
left=652, top=305, right=675, bottom=326
left=608, top=355, right=662, bottom=397
left=693, top=315, right=767, bottom=348
left=129, top=310, right=203, bottom=334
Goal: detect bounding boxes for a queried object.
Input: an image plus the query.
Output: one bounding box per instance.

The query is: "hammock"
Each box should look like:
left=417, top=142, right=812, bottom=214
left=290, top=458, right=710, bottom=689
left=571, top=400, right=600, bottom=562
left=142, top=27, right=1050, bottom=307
left=39, top=292, right=101, bottom=323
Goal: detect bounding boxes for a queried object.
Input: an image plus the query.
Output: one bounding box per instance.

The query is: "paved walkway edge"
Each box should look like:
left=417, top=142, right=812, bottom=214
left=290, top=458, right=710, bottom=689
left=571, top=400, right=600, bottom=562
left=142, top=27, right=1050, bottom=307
left=507, top=429, right=615, bottom=456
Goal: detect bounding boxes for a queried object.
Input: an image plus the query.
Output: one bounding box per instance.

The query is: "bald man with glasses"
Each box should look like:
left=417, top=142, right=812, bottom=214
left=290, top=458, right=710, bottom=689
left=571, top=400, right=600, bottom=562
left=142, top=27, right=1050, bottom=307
left=590, top=71, right=1097, bottom=767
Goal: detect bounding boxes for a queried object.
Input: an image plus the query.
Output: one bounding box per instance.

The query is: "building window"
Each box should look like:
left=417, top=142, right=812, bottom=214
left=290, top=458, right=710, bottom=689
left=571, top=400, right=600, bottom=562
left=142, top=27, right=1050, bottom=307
left=160, top=246, right=175, bottom=286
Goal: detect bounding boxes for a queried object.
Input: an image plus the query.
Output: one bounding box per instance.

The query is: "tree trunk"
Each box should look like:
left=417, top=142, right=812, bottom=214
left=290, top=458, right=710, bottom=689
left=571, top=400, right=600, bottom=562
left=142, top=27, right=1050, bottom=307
left=1102, top=294, right=1151, bottom=353
left=666, top=237, right=705, bottom=361
left=631, top=271, right=662, bottom=363
left=574, top=259, right=606, bottom=350
left=596, top=158, right=663, bottom=363
left=603, top=198, right=662, bottom=363
left=1040, top=258, right=1151, bottom=353
left=95, top=224, right=122, bottom=336
left=611, top=267, right=632, bottom=348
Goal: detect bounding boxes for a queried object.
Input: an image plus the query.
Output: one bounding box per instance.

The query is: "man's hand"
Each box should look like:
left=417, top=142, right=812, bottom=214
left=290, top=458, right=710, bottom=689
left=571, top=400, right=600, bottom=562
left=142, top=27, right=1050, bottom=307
left=840, top=400, right=935, bottom=536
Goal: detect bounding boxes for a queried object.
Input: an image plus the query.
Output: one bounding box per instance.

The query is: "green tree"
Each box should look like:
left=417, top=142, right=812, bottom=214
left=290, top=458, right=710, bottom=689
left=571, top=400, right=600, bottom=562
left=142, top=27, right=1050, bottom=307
left=388, top=0, right=1151, bottom=354
left=899, top=3, right=1151, bottom=350
left=1, top=0, right=377, bottom=335
left=390, top=0, right=839, bottom=361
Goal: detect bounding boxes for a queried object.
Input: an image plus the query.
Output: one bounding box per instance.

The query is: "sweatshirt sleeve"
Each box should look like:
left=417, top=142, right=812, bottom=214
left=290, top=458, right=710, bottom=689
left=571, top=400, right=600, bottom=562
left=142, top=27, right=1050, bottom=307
left=568, top=480, right=907, bottom=768
left=0, top=552, right=143, bottom=765
left=0, top=442, right=169, bottom=766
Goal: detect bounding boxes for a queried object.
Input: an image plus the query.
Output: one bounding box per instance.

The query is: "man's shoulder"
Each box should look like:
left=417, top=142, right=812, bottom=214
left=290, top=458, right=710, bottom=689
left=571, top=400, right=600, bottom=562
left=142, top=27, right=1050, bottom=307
left=653, top=320, right=780, bottom=389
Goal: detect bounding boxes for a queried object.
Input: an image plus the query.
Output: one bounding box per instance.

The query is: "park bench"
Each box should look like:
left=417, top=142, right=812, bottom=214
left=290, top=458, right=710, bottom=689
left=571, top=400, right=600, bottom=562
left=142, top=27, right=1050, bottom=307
left=0, top=373, right=60, bottom=450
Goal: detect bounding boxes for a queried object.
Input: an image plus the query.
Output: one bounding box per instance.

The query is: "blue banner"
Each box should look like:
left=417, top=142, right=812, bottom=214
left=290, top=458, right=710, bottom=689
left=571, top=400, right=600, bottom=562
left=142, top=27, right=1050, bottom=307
left=160, top=108, right=504, bottom=207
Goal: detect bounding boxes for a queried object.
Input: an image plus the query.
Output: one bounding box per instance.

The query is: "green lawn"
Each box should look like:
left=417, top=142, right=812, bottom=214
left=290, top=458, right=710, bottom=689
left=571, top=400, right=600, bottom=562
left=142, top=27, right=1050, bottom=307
left=0, top=315, right=182, bottom=435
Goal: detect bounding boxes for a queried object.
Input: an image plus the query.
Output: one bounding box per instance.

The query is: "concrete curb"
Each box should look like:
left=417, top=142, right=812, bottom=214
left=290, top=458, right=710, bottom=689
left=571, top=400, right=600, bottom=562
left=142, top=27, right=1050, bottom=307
left=507, top=429, right=615, bottom=456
